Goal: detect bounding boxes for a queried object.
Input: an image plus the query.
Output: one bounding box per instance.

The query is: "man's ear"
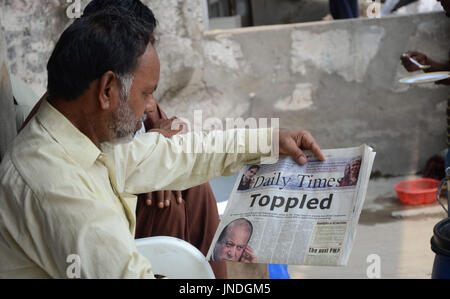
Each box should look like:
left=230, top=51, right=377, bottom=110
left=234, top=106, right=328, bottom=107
left=98, top=71, right=120, bottom=111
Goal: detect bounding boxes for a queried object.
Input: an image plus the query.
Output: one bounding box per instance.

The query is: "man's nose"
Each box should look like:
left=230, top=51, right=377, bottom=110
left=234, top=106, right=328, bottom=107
left=145, top=96, right=156, bottom=113
left=227, top=247, right=236, bottom=258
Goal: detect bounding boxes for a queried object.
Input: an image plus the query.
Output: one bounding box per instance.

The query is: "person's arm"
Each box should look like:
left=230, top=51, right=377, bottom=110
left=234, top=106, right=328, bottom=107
left=400, top=51, right=450, bottom=73
left=0, top=160, right=155, bottom=278
left=400, top=51, right=450, bottom=85
left=144, top=190, right=183, bottom=208
left=140, top=117, right=186, bottom=209
left=117, top=128, right=324, bottom=195
left=31, top=189, right=155, bottom=278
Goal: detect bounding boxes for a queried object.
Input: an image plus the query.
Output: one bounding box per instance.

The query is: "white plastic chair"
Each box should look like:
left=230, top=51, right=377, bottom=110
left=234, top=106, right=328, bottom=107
left=135, top=236, right=215, bottom=279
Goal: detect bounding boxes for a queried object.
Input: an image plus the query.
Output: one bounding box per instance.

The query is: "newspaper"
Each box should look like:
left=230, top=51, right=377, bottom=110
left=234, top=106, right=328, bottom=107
left=206, top=145, right=376, bottom=266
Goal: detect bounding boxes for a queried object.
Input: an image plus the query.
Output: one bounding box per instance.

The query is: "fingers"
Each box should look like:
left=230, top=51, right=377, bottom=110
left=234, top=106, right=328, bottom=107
left=168, top=117, right=178, bottom=131
left=156, top=190, right=167, bottom=209
left=146, top=117, right=188, bottom=138
left=161, top=117, right=180, bottom=132
left=167, top=117, right=187, bottom=135
left=244, top=245, right=254, bottom=256
left=242, top=246, right=257, bottom=263
left=299, top=131, right=325, bottom=162
left=280, top=133, right=307, bottom=165
left=400, top=51, right=428, bottom=72
left=145, top=191, right=182, bottom=208
left=164, top=191, right=172, bottom=207
left=400, top=55, right=420, bottom=72
left=279, top=130, right=325, bottom=165
left=175, top=191, right=183, bottom=204
left=171, top=118, right=189, bottom=134
left=409, top=51, right=427, bottom=65
left=145, top=193, right=152, bottom=206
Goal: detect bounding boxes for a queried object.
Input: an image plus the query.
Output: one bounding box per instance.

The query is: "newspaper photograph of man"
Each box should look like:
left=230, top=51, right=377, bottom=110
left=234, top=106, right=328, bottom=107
left=237, top=165, right=260, bottom=191
left=338, top=158, right=362, bottom=187
left=211, top=218, right=257, bottom=263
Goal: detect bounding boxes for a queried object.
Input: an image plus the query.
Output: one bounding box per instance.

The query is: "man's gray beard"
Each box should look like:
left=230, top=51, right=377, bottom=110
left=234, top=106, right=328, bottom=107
left=109, top=74, right=137, bottom=145
left=110, top=99, right=136, bottom=145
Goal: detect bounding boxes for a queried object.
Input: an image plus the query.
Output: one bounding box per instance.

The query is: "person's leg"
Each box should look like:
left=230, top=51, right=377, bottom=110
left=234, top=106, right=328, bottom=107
left=348, top=0, right=359, bottom=18
left=329, top=0, right=356, bottom=19
left=135, top=192, right=187, bottom=240
left=135, top=184, right=228, bottom=278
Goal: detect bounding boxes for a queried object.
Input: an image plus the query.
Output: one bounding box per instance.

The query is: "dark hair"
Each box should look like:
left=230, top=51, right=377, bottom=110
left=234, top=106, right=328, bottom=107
left=46, top=8, right=151, bottom=100
left=84, top=0, right=157, bottom=39
left=248, top=165, right=260, bottom=171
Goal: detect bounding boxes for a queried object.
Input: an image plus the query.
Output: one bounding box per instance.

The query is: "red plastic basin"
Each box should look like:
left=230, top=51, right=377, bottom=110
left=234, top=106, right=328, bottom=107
left=394, top=178, right=440, bottom=205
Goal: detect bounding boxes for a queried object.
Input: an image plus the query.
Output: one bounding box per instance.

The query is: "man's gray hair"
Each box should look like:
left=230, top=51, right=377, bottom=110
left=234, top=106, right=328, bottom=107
left=117, top=72, right=134, bottom=102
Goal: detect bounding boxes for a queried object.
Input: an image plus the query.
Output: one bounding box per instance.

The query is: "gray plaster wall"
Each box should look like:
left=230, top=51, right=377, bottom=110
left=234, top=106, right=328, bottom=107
left=198, top=13, right=450, bottom=176
left=1, top=0, right=449, bottom=175
left=0, top=0, right=207, bottom=98
left=0, top=25, right=16, bottom=161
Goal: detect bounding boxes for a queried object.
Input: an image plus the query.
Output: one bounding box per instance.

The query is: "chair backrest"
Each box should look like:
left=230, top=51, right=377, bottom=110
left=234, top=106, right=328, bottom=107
left=135, top=236, right=215, bottom=279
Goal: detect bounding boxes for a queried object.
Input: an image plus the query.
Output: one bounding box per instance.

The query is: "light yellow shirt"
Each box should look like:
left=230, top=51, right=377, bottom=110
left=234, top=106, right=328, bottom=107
left=0, top=100, right=273, bottom=278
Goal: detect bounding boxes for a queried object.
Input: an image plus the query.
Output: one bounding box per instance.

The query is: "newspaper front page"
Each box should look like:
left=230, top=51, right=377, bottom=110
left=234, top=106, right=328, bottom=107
left=206, top=145, right=376, bottom=266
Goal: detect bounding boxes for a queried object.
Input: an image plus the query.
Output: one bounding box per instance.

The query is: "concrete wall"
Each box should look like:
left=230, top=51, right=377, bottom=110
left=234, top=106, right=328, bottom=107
left=1, top=0, right=450, bottom=176
left=197, top=12, right=450, bottom=176
left=201, top=13, right=450, bottom=176
left=0, top=25, right=16, bottom=161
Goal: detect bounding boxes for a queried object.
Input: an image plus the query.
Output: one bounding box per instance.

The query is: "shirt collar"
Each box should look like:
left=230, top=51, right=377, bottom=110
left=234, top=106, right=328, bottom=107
left=36, top=100, right=101, bottom=169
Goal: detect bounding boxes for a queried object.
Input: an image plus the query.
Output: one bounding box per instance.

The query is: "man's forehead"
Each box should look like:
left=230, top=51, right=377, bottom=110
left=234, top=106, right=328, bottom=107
left=227, top=226, right=250, bottom=240
left=133, top=45, right=160, bottom=84
left=225, top=237, right=246, bottom=246
left=138, top=44, right=159, bottom=64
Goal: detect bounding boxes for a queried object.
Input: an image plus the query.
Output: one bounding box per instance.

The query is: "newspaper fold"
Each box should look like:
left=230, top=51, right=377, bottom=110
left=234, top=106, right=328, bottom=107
left=207, top=144, right=376, bottom=266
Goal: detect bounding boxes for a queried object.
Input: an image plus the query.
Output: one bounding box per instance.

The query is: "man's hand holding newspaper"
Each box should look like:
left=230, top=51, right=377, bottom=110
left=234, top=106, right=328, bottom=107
left=278, top=130, right=326, bottom=165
